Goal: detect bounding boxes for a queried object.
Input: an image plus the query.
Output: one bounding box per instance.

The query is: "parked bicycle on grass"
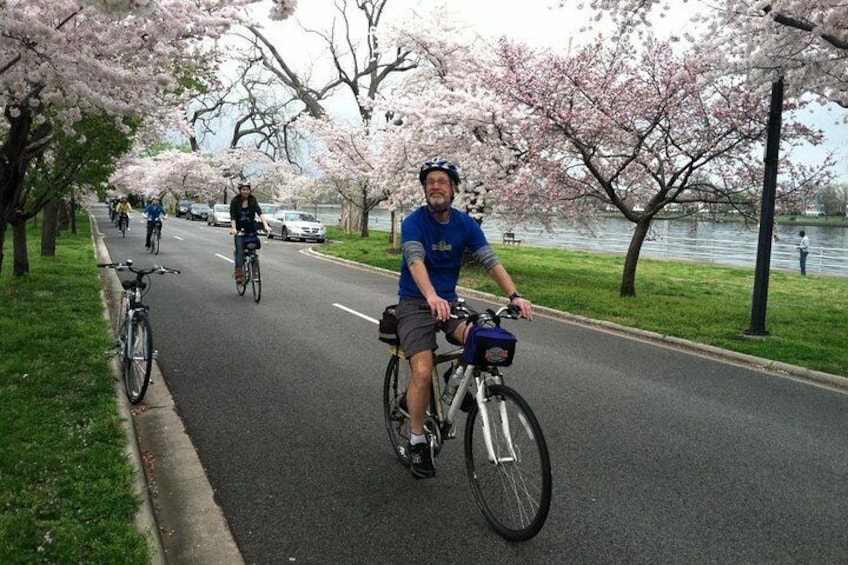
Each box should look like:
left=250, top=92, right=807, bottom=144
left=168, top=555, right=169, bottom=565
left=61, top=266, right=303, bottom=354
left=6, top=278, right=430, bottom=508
left=381, top=299, right=552, bottom=541
left=99, top=260, right=180, bottom=404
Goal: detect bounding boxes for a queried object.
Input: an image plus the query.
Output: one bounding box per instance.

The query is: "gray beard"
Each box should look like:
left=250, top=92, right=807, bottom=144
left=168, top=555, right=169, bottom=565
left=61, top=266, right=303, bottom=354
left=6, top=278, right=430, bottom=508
left=427, top=195, right=450, bottom=213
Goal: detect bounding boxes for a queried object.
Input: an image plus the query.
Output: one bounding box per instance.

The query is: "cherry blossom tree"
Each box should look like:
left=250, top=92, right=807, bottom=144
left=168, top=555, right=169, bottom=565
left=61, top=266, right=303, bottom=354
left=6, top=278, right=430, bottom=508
left=331, top=13, right=534, bottom=246
left=584, top=0, right=848, bottom=106
left=487, top=37, right=826, bottom=296
left=0, top=0, right=295, bottom=275
left=111, top=145, right=294, bottom=209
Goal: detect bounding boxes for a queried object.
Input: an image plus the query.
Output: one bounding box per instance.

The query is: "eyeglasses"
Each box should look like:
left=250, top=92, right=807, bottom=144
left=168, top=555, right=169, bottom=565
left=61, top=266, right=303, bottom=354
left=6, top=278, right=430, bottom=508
left=425, top=179, right=451, bottom=188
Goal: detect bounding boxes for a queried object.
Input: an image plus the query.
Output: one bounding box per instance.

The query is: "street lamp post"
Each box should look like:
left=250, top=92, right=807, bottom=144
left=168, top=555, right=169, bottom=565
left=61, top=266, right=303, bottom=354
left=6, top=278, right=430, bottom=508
left=746, top=76, right=784, bottom=336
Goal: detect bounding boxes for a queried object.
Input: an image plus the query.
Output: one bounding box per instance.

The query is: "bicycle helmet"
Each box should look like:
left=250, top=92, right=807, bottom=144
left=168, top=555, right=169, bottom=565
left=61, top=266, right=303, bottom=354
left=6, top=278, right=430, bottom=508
left=419, top=158, right=460, bottom=186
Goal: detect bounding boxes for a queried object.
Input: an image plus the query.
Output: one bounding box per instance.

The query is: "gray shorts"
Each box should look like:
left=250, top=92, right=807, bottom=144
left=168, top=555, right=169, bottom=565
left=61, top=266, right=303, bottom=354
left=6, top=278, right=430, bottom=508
left=396, top=298, right=465, bottom=358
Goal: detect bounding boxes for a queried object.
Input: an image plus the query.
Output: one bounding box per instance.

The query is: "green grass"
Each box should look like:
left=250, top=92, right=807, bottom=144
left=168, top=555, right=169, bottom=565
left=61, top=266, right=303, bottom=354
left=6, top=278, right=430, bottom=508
left=320, top=227, right=848, bottom=377
left=0, top=217, right=150, bottom=563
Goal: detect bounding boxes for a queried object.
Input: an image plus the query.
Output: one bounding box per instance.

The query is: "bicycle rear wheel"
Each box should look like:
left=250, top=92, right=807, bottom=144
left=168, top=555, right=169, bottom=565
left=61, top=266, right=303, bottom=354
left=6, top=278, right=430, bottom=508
left=383, top=354, right=412, bottom=465
left=124, top=311, right=153, bottom=404
left=250, top=256, right=261, bottom=303
left=464, top=384, right=551, bottom=541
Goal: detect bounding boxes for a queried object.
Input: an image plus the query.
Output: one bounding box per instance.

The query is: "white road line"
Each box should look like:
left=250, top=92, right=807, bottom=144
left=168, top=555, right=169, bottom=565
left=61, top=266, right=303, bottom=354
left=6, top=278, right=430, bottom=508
left=215, top=253, right=234, bottom=264
left=174, top=236, right=184, bottom=241
left=333, top=303, right=378, bottom=324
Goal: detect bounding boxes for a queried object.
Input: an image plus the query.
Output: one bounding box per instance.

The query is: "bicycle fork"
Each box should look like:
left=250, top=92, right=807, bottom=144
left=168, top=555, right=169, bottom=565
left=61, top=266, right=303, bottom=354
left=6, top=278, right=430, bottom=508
left=474, top=374, right=520, bottom=465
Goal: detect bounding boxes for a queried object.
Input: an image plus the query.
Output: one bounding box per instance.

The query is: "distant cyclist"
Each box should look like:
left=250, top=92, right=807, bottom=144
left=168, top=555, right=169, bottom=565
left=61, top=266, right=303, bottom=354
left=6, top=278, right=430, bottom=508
left=115, top=196, right=133, bottom=230
left=229, top=183, right=270, bottom=283
left=143, top=196, right=167, bottom=250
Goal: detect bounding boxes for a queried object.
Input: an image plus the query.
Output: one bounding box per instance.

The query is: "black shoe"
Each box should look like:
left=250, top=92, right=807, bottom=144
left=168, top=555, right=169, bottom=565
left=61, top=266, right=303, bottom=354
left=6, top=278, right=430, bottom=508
left=409, top=439, right=435, bottom=480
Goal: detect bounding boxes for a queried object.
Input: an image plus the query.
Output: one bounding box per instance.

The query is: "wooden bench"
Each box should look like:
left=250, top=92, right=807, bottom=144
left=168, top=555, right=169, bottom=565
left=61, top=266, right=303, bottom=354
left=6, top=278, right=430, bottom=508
left=502, top=232, right=522, bottom=245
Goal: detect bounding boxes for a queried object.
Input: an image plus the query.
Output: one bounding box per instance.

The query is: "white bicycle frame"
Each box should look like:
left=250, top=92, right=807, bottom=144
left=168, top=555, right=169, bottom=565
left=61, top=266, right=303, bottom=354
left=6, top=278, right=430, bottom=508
left=435, top=355, right=518, bottom=466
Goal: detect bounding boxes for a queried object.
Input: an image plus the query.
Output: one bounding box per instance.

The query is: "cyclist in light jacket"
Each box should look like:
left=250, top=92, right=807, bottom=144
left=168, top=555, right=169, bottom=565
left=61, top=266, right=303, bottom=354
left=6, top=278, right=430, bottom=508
left=395, top=157, right=532, bottom=480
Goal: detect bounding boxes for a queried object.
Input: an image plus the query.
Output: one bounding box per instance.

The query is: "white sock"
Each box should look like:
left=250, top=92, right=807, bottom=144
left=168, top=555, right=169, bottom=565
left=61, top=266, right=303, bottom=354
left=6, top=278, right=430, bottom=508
left=410, top=432, right=426, bottom=445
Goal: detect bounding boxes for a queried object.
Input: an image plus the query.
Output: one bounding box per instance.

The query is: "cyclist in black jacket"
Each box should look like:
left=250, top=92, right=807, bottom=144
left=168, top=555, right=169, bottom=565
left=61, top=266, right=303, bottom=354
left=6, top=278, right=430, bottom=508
left=229, top=183, right=270, bottom=283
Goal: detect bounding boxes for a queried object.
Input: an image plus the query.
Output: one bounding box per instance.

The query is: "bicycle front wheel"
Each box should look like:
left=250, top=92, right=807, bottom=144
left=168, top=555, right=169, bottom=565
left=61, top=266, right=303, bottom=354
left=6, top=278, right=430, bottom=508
left=236, top=266, right=247, bottom=295
left=120, top=217, right=127, bottom=237
left=124, top=311, right=153, bottom=404
left=151, top=228, right=160, bottom=255
left=464, top=384, right=551, bottom=541
left=383, top=354, right=411, bottom=465
left=250, top=256, right=261, bottom=303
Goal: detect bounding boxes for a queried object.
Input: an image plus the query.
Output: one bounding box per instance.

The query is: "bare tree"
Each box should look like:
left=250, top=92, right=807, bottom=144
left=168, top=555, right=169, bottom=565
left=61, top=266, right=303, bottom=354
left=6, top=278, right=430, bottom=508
left=240, top=0, right=418, bottom=233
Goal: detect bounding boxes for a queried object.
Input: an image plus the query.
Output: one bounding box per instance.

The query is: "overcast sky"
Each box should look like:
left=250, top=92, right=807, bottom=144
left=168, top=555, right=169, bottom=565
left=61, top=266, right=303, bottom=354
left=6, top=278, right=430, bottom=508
left=245, top=0, right=848, bottom=179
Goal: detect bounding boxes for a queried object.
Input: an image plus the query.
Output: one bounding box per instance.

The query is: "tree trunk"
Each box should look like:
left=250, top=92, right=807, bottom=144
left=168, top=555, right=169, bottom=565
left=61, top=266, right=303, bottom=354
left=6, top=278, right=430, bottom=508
left=42, top=201, right=59, bottom=257
left=12, top=219, right=29, bottom=276
left=339, top=200, right=364, bottom=236
left=57, top=198, right=71, bottom=232
left=389, top=209, right=401, bottom=250
left=620, top=218, right=652, bottom=297
left=69, top=197, right=77, bottom=234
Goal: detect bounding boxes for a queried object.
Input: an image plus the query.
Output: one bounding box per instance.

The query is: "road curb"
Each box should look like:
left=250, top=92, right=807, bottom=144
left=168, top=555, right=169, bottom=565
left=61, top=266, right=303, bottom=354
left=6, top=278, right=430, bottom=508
left=303, top=246, right=848, bottom=392
left=90, top=212, right=244, bottom=564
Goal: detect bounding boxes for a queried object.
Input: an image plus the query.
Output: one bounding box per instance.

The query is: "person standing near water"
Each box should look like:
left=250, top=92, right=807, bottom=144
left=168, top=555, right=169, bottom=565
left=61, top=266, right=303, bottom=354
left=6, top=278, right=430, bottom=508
left=796, top=230, right=810, bottom=275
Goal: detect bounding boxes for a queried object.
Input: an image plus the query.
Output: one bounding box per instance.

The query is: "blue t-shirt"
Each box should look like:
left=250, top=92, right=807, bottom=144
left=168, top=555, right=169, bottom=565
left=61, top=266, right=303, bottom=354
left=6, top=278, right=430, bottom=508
left=398, top=206, right=489, bottom=301
left=144, top=203, right=166, bottom=222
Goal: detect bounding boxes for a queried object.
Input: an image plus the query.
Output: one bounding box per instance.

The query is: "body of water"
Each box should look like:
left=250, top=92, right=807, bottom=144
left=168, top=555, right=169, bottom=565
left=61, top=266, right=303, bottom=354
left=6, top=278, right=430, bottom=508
left=313, top=205, right=848, bottom=277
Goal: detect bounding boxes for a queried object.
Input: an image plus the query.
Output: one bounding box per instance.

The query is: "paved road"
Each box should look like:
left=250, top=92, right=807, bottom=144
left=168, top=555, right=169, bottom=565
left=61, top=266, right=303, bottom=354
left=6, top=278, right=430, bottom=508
left=95, top=206, right=848, bottom=564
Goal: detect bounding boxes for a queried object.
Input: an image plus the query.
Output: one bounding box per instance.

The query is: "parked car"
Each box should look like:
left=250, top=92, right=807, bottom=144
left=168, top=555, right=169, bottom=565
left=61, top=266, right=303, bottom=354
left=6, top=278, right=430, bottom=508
left=267, top=210, right=326, bottom=242
left=176, top=200, right=195, bottom=217
left=260, top=203, right=282, bottom=217
left=186, top=202, right=212, bottom=221
left=208, top=203, right=230, bottom=227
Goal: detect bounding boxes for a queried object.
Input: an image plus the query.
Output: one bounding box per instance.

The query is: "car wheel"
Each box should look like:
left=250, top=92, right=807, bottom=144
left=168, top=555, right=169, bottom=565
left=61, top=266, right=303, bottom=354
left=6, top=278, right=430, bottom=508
left=317, top=239, right=325, bottom=243
left=281, top=227, right=289, bottom=241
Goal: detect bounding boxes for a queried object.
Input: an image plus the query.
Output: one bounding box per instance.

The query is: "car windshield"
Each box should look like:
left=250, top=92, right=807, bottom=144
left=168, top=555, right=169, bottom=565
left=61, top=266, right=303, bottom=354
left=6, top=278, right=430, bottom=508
left=194, top=204, right=210, bottom=210
left=286, top=212, right=317, bottom=222
left=261, top=204, right=280, bottom=215
left=214, top=204, right=228, bottom=212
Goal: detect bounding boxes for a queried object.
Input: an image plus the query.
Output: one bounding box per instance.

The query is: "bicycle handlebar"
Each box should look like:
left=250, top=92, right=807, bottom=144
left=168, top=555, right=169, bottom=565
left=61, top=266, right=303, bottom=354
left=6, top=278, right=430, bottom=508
left=98, top=261, right=181, bottom=276
left=451, top=300, right=523, bottom=326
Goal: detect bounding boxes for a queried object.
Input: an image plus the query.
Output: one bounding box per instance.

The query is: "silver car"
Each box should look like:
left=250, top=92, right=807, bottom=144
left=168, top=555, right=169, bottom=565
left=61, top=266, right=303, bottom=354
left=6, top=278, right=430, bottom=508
left=207, top=203, right=230, bottom=227
left=267, top=210, right=326, bottom=243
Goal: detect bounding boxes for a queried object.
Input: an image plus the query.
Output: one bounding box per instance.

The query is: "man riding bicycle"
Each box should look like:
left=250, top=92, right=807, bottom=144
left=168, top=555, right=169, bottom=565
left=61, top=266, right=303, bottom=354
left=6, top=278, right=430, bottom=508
left=396, top=157, right=533, bottom=479
left=143, top=196, right=167, bottom=250
left=229, top=183, right=270, bottom=283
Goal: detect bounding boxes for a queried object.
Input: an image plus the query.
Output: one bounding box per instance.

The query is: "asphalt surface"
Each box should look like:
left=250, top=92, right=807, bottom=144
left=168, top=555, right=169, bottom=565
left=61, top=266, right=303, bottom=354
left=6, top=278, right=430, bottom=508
left=90, top=205, right=848, bottom=564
